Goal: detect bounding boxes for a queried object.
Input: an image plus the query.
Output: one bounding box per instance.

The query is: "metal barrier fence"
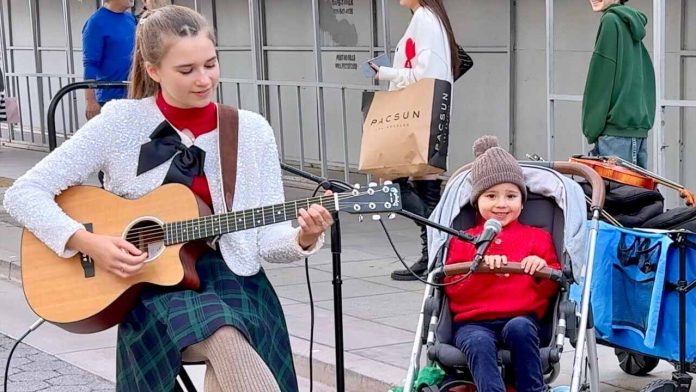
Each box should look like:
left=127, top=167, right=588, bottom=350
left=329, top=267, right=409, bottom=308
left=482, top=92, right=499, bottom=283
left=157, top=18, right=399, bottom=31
left=2, top=72, right=381, bottom=183
left=0, top=72, right=81, bottom=149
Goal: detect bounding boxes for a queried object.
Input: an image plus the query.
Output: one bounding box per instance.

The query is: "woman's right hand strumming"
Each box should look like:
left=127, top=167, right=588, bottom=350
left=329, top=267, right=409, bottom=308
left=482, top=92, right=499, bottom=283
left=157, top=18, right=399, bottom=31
left=67, top=229, right=148, bottom=278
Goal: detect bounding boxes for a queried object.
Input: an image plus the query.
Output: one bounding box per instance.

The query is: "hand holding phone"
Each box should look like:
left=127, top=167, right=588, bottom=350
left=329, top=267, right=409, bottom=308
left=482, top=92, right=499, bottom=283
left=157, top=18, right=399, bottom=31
left=360, top=53, right=390, bottom=78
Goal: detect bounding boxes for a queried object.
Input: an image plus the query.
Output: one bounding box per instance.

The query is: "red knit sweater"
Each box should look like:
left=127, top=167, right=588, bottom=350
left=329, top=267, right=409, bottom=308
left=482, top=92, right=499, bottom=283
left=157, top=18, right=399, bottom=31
left=444, top=220, right=561, bottom=323
left=155, top=93, right=216, bottom=207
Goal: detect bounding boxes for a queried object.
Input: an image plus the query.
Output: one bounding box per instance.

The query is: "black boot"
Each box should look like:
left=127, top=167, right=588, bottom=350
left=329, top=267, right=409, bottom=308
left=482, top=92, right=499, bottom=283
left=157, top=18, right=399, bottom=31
left=390, top=224, right=429, bottom=281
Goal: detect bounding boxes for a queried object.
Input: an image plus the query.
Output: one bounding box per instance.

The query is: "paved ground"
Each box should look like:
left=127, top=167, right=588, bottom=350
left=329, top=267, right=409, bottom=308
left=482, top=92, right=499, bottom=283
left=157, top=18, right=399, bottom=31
left=0, top=145, right=685, bottom=391
left=1, top=333, right=114, bottom=391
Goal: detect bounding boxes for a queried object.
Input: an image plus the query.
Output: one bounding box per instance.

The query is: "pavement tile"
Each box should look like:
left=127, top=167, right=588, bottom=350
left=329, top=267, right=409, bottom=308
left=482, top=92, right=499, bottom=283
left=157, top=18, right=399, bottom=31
left=370, top=314, right=422, bottom=333
left=0, top=149, right=47, bottom=179
left=9, top=370, right=61, bottom=381
left=42, top=387, right=97, bottom=392
left=314, top=291, right=424, bottom=319
left=0, top=225, right=20, bottom=257
left=3, top=381, right=52, bottom=391
left=309, top=247, right=389, bottom=263
left=58, top=347, right=118, bottom=383
left=1, top=333, right=114, bottom=391
left=275, top=276, right=403, bottom=303
left=265, top=265, right=336, bottom=286
left=278, top=296, right=302, bottom=306
left=362, top=274, right=426, bottom=292
left=49, top=374, right=99, bottom=386
left=312, top=257, right=405, bottom=279
left=350, top=342, right=423, bottom=370
left=283, top=302, right=413, bottom=351
left=19, top=359, right=72, bottom=372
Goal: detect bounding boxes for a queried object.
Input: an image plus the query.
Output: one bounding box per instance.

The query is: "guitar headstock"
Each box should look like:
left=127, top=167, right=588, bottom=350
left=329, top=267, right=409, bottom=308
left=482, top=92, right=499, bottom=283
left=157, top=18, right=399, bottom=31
left=338, top=182, right=401, bottom=214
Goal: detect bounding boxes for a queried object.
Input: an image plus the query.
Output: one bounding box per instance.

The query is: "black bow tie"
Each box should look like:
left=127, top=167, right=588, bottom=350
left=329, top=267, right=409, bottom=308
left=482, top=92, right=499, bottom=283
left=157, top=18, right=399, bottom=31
left=136, top=121, right=206, bottom=186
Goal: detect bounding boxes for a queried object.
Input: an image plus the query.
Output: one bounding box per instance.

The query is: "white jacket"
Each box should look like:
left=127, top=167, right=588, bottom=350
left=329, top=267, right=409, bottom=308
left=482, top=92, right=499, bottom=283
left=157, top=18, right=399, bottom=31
left=3, top=98, right=322, bottom=276
left=378, top=6, right=453, bottom=91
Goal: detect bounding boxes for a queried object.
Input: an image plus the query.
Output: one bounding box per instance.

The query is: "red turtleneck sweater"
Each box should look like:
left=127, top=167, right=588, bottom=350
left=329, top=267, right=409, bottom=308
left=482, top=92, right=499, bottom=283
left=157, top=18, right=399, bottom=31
left=444, top=220, right=561, bottom=323
left=156, top=93, right=216, bottom=207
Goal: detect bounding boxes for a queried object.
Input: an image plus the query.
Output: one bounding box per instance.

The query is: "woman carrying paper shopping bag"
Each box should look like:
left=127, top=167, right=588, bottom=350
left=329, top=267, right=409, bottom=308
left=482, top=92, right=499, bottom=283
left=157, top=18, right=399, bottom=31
left=370, top=0, right=458, bottom=281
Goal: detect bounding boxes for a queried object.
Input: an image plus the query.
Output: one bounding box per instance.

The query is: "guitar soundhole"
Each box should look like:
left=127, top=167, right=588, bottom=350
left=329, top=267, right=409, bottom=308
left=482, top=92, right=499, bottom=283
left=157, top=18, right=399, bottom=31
left=124, top=219, right=165, bottom=262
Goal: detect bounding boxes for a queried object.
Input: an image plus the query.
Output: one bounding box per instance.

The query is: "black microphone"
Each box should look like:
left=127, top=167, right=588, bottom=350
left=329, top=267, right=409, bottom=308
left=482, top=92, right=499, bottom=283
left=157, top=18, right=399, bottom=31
left=470, top=219, right=503, bottom=273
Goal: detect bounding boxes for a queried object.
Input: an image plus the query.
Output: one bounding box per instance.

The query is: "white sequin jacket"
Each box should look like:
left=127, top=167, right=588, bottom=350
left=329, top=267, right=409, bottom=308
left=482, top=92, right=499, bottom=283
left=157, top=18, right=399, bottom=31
left=3, top=97, right=323, bottom=276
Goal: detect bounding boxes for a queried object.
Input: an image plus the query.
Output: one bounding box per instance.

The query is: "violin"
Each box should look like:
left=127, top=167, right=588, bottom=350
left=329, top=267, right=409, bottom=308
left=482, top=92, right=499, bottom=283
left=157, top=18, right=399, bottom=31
left=526, top=153, right=622, bottom=226
left=570, top=155, right=695, bottom=207
left=569, top=156, right=657, bottom=190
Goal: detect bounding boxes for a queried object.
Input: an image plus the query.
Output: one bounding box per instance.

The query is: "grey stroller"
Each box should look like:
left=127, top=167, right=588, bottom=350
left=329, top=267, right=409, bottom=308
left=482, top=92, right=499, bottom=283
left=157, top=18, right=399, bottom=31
left=397, top=161, right=607, bottom=392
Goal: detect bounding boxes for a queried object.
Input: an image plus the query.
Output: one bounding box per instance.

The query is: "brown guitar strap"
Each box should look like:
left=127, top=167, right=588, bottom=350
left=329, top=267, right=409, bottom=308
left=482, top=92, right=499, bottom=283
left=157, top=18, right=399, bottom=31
left=218, top=104, right=239, bottom=211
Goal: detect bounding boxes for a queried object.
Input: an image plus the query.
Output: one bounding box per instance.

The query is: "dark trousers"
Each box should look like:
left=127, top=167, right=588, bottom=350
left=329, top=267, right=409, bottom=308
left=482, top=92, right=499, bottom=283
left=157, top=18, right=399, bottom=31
left=394, top=178, right=443, bottom=217
left=454, top=315, right=545, bottom=392
left=394, top=178, right=442, bottom=239
left=395, top=177, right=427, bottom=218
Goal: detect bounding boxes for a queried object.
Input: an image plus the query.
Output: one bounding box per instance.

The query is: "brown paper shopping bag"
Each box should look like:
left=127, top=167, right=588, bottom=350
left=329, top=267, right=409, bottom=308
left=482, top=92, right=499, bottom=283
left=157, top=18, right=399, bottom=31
left=4, top=96, right=20, bottom=123
left=359, top=78, right=451, bottom=179
left=0, top=92, right=20, bottom=123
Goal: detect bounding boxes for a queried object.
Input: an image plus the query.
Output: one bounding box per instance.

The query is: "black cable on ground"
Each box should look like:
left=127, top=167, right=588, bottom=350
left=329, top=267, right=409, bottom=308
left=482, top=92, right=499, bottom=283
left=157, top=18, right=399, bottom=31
left=4, top=318, right=44, bottom=392
left=304, top=255, right=315, bottom=392
left=302, top=182, right=325, bottom=392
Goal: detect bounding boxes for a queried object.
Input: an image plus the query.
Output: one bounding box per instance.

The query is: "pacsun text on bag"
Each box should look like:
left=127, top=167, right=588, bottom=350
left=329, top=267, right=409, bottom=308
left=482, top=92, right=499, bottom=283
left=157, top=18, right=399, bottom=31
left=368, top=110, right=421, bottom=127
left=435, top=91, right=449, bottom=153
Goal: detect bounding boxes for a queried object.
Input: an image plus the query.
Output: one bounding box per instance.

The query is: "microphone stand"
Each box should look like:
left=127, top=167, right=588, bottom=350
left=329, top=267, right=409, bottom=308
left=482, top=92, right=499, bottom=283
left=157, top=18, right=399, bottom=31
left=280, top=163, right=352, bottom=392
left=396, top=210, right=476, bottom=243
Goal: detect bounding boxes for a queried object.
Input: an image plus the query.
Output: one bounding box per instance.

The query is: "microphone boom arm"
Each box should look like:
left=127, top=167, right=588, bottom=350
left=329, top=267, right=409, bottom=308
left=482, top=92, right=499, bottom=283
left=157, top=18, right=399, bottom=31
left=396, top=210, right=476, bottom=243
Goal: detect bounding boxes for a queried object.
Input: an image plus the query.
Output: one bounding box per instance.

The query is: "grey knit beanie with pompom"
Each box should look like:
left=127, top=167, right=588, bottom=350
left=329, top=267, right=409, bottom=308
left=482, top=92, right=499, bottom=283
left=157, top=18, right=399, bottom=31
left=469, top=135, right=527, bottom=205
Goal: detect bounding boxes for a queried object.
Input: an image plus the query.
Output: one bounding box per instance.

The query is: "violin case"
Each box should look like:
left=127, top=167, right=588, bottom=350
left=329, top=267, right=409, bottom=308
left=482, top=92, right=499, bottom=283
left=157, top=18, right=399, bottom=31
left=641, top=206, right=696, bottom=232
left=580, top=181, right=665, bottom=227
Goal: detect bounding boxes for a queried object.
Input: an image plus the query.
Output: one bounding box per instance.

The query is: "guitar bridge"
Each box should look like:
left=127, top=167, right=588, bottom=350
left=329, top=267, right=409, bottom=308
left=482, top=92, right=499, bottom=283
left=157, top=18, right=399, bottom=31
left=80, top=223, right=95, bottom=278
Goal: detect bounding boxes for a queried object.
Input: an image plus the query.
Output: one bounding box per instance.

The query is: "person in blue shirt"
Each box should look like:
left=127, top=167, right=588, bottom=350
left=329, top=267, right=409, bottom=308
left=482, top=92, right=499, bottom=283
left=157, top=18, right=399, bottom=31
left=82, top=0, right=136, bottom=119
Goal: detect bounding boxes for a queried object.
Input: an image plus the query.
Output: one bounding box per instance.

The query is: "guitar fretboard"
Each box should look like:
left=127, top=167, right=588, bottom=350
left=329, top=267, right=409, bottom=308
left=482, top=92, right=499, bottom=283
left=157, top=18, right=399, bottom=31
left=163, top=195, right=337, bottom=245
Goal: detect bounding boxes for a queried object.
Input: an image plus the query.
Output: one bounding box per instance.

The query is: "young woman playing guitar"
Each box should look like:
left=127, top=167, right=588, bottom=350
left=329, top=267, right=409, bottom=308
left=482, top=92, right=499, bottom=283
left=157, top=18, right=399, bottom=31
left=3, top=6, right=333, bottom=391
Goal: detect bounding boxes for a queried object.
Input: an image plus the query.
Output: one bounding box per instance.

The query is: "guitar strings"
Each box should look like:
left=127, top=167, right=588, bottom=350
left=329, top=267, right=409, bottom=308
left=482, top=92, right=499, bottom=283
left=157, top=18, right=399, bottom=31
left=125, top=200, right=391, bottom=244
left=123, top=194, right=331, bottom=241
left=126, top=192, right=388, bottom=240
left=123, top=191, right=368, bottom=240
left=123, top=194, right=333, bottom=241
left=124, top=190, right=394, bottom=243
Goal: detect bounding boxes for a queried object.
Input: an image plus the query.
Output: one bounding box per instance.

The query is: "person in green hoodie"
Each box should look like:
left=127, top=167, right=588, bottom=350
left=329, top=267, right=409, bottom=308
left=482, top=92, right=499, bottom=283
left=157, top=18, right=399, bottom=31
left=582, top=0, right=656, bottom=169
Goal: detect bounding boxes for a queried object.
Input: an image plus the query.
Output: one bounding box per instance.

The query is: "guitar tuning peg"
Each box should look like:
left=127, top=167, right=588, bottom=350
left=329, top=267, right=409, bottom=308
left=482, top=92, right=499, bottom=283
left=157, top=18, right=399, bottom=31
left=371, top=214, right=381, bottom=221
left=383, top=180, right=393, bottom=185
left=354, top=183, right=361, bottom=189
left=358, top=215, right=364, bottom=223
left=368, top=182, right=378, bottom=187
left=388, top=213, right=396, bottom=220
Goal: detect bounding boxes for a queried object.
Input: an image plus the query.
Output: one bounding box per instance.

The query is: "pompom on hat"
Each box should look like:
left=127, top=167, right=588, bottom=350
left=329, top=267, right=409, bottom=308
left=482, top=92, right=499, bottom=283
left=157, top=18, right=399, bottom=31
left=469, top=135, right=527, bottom=205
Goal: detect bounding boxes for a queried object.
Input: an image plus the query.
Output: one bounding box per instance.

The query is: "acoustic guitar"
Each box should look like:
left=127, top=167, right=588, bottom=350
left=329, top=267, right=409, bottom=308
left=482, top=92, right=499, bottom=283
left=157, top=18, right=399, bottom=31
left=20, top=182, right=401, bottom=333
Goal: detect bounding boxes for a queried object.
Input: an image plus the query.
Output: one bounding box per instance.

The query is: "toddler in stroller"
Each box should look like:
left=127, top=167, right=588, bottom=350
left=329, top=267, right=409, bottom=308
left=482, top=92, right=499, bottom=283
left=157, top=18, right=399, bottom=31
left=397, top=136, right=603, bottom=392
left=442, top=136, right=561, bottom=392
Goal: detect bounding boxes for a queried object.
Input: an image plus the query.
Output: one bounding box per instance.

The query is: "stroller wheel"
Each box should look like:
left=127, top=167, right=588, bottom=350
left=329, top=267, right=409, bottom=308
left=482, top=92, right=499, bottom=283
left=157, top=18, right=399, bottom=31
left=639, top=379, right=680, bottom=392
left=616, top=349, right=660, bottom=376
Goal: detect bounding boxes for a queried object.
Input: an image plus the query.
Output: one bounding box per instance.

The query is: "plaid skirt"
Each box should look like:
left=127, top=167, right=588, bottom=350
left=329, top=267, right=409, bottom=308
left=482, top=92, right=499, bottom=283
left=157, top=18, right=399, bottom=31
left=115, top=251, right=297, bottom=392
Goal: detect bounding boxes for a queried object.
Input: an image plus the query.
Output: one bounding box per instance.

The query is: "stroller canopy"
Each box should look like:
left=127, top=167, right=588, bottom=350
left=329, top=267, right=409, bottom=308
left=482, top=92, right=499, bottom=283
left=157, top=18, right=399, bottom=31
left=428, top=164, right=589, bottom=282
